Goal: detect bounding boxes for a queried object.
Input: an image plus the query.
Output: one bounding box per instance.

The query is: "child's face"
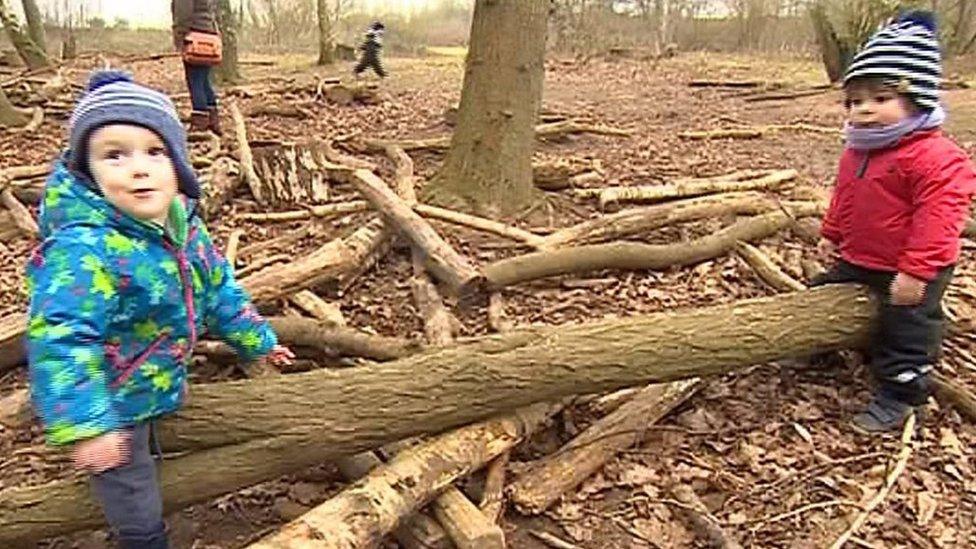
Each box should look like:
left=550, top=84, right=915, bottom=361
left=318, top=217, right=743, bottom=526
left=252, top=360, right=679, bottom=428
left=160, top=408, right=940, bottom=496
left=844, top=82, right=915, bottom=128
left=87, top=124, right=178, bottom=225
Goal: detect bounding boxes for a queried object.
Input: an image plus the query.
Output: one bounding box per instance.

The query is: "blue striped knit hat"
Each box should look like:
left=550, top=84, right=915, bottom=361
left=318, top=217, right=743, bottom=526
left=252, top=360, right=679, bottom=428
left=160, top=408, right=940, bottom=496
left=68, top=70, right=200, bottom=199
left=844, top=11, right=942, bottom=111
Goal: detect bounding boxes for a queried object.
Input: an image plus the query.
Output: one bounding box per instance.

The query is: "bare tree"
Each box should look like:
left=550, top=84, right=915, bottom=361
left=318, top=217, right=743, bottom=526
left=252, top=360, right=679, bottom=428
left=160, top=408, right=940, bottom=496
left=21, top=0, right=46, bottom=53
left=316, top=0, right=334, bottom=64
left=0, top=0, right=50, bottom=69
left=216, top=0, right=242, bottom=83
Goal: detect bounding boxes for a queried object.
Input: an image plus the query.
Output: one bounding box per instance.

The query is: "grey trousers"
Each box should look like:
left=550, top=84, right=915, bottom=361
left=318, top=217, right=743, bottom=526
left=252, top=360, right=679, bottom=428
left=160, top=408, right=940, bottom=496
left=90, top=423, right=168, bottom=548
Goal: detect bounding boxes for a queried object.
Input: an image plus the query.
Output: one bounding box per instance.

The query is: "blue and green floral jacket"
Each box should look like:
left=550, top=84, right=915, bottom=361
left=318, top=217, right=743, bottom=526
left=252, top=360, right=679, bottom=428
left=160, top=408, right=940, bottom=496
left=27, top=161, right=276, bottom=445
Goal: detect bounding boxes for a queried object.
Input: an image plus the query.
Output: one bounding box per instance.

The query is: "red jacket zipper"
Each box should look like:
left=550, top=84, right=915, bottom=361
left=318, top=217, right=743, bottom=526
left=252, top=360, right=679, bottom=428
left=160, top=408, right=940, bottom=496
left=162, top=227, right=199, bottom=351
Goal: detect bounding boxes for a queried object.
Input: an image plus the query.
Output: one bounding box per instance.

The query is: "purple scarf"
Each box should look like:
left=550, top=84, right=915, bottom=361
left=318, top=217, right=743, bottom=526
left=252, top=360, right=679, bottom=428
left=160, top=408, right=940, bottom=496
left=844, top=104, right=946, bottom=151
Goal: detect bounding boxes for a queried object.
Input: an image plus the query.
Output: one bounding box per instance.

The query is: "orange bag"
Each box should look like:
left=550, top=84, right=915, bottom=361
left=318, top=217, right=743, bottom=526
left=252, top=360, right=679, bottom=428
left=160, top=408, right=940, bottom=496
left=183, top=31, right=222, bottom=66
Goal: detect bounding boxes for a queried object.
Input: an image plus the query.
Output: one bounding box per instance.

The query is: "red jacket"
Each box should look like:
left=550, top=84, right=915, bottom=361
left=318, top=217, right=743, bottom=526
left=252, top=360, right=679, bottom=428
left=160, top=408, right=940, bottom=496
left=822, top=129, right=976, bottom=281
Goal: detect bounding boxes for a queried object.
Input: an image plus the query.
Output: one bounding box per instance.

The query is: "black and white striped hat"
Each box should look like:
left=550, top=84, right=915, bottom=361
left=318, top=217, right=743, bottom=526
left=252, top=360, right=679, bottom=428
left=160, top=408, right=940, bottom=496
left=844, top=11, right=941, bottom=111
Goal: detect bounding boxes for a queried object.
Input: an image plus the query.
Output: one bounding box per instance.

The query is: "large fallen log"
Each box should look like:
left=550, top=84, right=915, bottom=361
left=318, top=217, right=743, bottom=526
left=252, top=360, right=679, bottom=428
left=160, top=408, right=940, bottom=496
left=0, top=286, right=882, bottom=543
left=485, top=207, right=817, bottom=288
left=248, top=402, right=559, bottom=549
left=508, top=379, right=702, bottom=514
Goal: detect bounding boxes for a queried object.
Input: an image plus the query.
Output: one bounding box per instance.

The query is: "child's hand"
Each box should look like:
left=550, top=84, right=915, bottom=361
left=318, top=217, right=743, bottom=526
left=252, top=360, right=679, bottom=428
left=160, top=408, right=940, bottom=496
left=817, top=238, right=839, bottom=258
left=266, top=345, right=295, bottom=367
left=890, top=272, right=926, bottom=306
left=72, top=430, right=131, bottom=474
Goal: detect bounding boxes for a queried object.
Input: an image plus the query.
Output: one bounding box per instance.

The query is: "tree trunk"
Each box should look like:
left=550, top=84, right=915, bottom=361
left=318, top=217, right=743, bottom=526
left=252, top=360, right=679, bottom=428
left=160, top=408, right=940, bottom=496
left=0, top=286, right=879, bottom=543
left=425, top=0, right=550, bottom=217
left=0, top=0, right=49, bottom=69
left=316, top=0, right=334, bottom=65
left=809, top=1, right=853, bottom=83
left=0, top=85, right=29, bottom=128
left=216, top=0, right=242, bottom=84
left=20, top=0, right=45, bottom=54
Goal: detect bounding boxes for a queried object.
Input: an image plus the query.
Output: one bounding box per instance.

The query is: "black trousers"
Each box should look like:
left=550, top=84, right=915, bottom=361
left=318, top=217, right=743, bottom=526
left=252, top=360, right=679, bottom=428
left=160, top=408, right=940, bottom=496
left=811, top=260, right=953, bottom=405
left=354, top=47, right=386, bottom=77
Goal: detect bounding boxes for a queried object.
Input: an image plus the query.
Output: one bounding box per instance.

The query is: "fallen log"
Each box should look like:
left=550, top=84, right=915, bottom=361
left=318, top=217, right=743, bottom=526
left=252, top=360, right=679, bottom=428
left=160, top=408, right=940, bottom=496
left=346, top=169, right=484, bottom=294
left=267, top=317, right=418, bottom=362
left=589, top=169, right=797, bottom=211
left=240, top=217, right=390, bottom=302
left=509, top=379, right=701, bottom=514
left=229, top=102, right=268, bottom=205
left=237, top=199, right=544, bottom=248
left=485, top=207, right=816, bottom=288
left=334, top=448, right=453, bottom=549
left=0, top=312, right=26, bottom=373
left=542, top=192, right=820, bottom=249
left=0, top=286, right=882, bottom=543
left=679, top=124, right=840, bottom=141
left=0, top=186, right=37, bottom=237
left=479, top=451, right=510, bottom=523
left=288, top=290, right=346, bottom=326
left=237, top=201, right=370, bottom=223
left=247, top=402, right=558, bottom=549
left=431, top=488, right=506, bottom=549
left=199, top=156, right=242, bottom=221
left=735, top=242, right=806, bottom=292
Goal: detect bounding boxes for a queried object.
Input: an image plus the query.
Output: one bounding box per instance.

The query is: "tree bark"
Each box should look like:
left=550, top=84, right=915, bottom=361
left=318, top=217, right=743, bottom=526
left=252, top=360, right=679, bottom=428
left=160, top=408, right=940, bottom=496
left=316, top=0, right=334, bottom=65
left=508, top=379, right=701, bottom=514
left=20, top=0, right=45, bottom=54
left=216, top=0, right=242, bottom=83
left=247, top=402, right=558, bottom=549
left=0, top=0, right=49, bottom=69
left=425, top=0, right=550, bottom=216
left=485, top=208, right=817, bottom=288
left=0, top=286, right=879, bottom=543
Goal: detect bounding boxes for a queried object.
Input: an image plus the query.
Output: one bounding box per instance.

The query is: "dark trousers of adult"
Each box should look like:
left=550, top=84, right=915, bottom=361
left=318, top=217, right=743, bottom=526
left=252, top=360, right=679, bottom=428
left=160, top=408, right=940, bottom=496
left=90, top=423, right=168, bottom=549
left=811, top=260, right=953, bottom=406
left=184, top=62, right=217, bottom=111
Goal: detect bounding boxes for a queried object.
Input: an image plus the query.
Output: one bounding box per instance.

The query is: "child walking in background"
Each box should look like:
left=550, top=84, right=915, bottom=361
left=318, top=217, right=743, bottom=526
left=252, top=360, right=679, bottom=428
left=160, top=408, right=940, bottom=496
left=354, top=21, right=387, bottom=78
left=815, top=11, right=976, bottom=433
left=26, top=70, right=293, bottom=548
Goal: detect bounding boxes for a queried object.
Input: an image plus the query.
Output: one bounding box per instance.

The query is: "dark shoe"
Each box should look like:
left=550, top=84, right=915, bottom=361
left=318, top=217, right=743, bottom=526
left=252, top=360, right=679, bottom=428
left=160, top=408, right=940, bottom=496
left=207, top=106, right=222, bottom=136
left=189, top=111, right=210, bottom=133
left=851, top=394, right=918, bottom=434
left=116, top=526, right=168, bottom=549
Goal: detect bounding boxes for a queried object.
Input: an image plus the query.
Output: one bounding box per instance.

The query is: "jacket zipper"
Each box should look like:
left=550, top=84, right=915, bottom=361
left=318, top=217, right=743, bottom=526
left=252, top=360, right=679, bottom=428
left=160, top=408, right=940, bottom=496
left=110, top=330, right=171, bottom=388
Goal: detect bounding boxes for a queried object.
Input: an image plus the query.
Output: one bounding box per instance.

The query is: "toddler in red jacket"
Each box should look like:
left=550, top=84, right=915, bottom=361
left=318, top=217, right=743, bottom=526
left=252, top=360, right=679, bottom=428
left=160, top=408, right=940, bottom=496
left=815, top=11, right=976, bottom=432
